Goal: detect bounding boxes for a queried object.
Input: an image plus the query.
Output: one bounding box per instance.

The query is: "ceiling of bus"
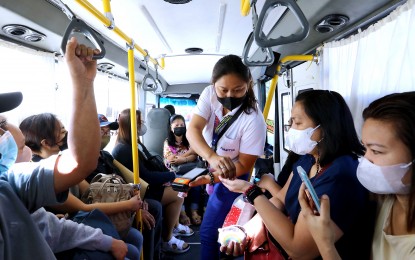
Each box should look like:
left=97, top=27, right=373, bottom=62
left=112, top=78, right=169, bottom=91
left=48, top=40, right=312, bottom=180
left=0, top=0, right=405, bottom=89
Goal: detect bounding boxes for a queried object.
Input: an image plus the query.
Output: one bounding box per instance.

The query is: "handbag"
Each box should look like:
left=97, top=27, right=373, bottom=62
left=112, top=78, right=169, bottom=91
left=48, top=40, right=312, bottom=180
left=244, top=216, right=287, bottom=260
left=81, top=173, right=136, bottom=239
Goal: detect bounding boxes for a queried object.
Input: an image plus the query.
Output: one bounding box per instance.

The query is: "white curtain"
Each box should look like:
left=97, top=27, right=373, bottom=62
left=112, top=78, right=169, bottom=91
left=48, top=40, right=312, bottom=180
left=321, top=0, right=415, bottom=134
left=0, top=40, right=56, bottom=126
left=0, top=39, right=132, bottom=129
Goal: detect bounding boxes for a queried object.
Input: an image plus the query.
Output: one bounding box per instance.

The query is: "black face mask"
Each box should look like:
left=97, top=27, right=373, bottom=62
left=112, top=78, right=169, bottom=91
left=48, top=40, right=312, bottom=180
left=173, top=127, right=186, bottom=137
left=57, top=132, right=68, bottom=151
left=217, top=95, right=246, bottom=111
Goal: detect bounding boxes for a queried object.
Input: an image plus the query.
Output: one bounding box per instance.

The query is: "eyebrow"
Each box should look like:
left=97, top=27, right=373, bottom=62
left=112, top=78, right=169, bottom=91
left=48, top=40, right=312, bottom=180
left=365, top=143, right=387, bottom=149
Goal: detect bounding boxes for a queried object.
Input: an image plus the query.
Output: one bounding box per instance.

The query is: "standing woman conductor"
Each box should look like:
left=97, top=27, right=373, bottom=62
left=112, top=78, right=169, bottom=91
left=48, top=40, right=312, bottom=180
left=186, top=54, right=267, bottom=260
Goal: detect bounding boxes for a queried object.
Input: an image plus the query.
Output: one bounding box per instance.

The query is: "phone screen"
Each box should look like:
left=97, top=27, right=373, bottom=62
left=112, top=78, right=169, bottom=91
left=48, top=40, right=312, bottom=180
left=297, top=166, right=321, bottom=213
left=180, top=167, right=208, bottom=181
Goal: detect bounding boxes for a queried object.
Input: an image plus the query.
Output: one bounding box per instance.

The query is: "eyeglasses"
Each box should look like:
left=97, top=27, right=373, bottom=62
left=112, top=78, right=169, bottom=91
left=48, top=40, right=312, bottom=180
left=284, top=119, right=292, bottom=132
left=0, top=127, right=5, bottom=137
left=100, top=129, right=112, bottom=136
left=0, top=119, right=6, bottom=136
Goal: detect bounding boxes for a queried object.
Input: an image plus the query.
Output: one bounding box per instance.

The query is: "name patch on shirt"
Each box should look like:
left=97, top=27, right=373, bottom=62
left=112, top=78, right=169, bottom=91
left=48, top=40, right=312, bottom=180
left=220, top=147, right=235, bottom=152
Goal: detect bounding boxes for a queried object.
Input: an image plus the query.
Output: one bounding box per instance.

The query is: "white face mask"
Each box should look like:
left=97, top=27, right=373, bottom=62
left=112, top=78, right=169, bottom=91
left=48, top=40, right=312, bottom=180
left=356, top=157, right=413, bottom=195
left=285, top=125, right=320, bottom=155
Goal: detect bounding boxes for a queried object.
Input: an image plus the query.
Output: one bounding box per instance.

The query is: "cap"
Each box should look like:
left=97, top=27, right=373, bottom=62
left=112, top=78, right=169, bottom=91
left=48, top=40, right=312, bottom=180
left=0, top=92, right=23, bottom=113
left=98, top=114, right=119, bottom=130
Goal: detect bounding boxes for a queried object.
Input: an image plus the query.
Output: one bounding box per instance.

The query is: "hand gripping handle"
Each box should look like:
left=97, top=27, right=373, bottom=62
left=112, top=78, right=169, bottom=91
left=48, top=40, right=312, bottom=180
left=61, top=18, right=106, bottom=60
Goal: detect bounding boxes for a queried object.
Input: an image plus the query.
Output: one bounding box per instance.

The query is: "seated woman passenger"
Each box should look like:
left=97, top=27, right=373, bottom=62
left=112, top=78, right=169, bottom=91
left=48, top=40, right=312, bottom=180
left=19, top=112, right=143, bottom=260
left=112, top=108, right=193, bottom=254
left=299, top=91, right=415, bottom=260
left=164, top=114, right=203, bottom=226
left=220, top=90, right=371, bottom=259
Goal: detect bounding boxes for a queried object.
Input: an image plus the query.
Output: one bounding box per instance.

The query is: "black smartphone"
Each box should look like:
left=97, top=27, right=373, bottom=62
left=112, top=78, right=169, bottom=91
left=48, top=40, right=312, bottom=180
left=171, top=167, right=209, bottom=192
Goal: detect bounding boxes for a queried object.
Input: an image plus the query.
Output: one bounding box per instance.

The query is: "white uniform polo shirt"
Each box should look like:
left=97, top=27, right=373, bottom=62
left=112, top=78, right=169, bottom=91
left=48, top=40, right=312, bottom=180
left=193, top=85, right=267, bottom=161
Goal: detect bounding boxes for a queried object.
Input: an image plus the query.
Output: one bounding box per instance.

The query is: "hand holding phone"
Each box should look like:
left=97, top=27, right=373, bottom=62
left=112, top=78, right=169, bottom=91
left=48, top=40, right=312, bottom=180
left=297, top=166, right=321, bottom=213
left=171, top=167, right=208, bottom=192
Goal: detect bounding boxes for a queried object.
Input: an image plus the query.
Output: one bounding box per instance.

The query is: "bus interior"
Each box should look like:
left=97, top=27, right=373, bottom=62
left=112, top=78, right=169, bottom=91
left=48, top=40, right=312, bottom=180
left=1, top=0, right=414, bottom=258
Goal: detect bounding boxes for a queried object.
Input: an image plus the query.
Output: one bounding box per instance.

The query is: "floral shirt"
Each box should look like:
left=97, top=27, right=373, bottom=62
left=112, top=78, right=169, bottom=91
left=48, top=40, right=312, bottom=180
left=163, top=139, right=190, bottom=171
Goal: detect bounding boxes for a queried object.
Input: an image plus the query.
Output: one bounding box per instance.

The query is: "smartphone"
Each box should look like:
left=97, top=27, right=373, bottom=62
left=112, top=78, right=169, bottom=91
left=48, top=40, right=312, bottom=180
left=171, top=167, right=208, bottom=192
left=297, top=166, right=321, bottom=213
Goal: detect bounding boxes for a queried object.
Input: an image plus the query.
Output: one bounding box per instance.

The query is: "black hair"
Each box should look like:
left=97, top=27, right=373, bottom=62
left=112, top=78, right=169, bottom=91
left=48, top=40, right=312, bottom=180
left=164, top=104, right=175, bottom=115
left=166, top=114, right=190, bottom=147
left=211, top=54, right=257, bottom=114
left=19, top=113, right=60, bottom=153
left=295, top=90, right=365, bottom=166
left=362, top=91, right=415, bottom=231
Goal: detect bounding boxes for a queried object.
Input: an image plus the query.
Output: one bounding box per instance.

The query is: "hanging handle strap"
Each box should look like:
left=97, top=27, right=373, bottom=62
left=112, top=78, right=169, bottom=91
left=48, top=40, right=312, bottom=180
left=61, top=18, right=106, bottom=60
left=254, top=0, right=309, bottom=47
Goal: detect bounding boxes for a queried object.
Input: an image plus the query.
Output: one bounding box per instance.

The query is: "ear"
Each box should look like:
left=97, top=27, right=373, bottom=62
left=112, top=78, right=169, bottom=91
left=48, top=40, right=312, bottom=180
left=40, top=139, right=52, bottom=148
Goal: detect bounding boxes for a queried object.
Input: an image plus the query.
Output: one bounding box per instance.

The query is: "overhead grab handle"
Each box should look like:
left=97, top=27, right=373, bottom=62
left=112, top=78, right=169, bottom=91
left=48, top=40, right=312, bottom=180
left=141, top=73, right=158, bottom=92
left=141, top=50, right=160, bottom=92
left=242, top=32, right=275, bottom=66
left=60, top=18, right=106, bottom=60
left=254, top=0, right=309, bottom=48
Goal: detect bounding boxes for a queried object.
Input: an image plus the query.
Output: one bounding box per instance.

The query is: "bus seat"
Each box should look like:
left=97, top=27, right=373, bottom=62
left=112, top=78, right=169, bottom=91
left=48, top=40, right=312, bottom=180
left=142, top=108, right=170, bottom=157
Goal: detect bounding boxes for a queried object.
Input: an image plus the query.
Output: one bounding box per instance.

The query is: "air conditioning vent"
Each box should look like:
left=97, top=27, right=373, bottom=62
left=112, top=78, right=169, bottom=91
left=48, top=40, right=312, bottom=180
left=185, top=47, right=203, bottom=54
left=97, top=62, right=115, bottom=71
left=163, top=0, right=192, bottom=4
left=2, top=25, right=46, bottom=42
left=315, top=14, right=349, bottom=33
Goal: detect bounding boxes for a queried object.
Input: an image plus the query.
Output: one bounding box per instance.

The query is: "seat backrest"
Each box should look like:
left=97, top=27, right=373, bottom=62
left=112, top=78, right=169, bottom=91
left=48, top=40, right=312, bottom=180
left=142, top=108, right=170, bottom=157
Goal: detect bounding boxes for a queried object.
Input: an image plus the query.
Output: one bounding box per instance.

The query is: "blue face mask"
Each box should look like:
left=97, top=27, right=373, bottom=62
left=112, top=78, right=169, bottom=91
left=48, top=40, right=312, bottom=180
left=0, top=131, right=18, bottom=172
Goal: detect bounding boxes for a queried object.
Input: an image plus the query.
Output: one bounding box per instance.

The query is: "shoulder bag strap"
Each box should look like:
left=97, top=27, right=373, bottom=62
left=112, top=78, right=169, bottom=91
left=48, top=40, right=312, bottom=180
left=213, top=107, right=244, bottom=152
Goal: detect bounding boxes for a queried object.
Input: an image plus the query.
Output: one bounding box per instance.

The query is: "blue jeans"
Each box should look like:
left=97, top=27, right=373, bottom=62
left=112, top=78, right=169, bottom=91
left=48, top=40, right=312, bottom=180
left=142, top=198, right=163, bottom=260
left=200, top=174, right=248, bottom=260
left=124, top=227, right=143, bottom=260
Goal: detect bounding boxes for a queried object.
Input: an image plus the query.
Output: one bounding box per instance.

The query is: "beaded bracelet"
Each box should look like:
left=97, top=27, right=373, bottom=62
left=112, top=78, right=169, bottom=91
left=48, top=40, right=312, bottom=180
left=207, top=171, right=215, bottom=185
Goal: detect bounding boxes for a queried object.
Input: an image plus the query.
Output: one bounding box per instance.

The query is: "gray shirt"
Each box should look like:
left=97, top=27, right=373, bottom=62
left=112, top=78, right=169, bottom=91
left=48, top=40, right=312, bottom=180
left=31, top=207, right=113, bottom=253
left=0, top=156, right=68, bottom=260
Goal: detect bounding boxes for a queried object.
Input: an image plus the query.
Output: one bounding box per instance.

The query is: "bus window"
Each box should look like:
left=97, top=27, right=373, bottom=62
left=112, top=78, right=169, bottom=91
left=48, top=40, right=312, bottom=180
left=159, top=96, right=197, bottom=123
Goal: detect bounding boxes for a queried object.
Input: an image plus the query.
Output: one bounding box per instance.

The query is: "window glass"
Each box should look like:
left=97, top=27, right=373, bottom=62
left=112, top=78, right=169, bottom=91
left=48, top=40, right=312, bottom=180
left=159, top=97, right=197, bottom=123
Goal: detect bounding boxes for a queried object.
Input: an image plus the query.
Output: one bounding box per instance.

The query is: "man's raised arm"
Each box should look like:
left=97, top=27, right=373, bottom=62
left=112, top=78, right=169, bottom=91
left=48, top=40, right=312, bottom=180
left=54, top=37, right=101, bottom=193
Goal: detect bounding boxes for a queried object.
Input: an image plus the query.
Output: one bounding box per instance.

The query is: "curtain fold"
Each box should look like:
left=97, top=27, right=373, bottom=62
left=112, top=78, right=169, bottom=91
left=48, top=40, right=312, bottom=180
left=321, top=0, right=415, bottom=134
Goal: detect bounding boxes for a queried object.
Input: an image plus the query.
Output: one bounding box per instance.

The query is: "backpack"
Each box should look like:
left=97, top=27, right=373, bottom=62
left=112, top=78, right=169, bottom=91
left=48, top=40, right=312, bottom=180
left=138, top=142, right=169, bottom=172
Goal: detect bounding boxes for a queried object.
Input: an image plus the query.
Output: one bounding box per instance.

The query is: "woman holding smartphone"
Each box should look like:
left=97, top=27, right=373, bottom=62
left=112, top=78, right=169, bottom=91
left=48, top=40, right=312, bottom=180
left=220, top=90, right=372, bottom=259
left=299, top=91, right=415, bottom=259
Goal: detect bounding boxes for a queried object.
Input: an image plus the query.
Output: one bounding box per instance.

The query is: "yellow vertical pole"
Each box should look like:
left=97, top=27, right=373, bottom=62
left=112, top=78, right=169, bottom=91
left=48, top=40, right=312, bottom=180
left=241, top=0, right=251, bottom=16
left=102, top=0, right=111, bottom=13
left=128, top=45, right=144, bottom=260
left=263, top=76, right=278, bottom=120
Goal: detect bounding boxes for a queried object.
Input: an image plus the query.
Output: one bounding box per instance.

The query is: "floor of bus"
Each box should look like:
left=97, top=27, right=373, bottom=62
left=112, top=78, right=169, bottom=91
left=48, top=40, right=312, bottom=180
left=161, top=224, right=244, bottom=260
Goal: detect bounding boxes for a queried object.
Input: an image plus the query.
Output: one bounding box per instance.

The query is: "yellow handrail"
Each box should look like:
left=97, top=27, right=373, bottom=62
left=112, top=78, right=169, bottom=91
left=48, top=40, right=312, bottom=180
left=263, top=55, right=314, bottom=120
left=74, top=0, right=164, bottom=69
left=127, top=46, right=140, bottom=185
left=241, top=0, right=251, bottom=16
